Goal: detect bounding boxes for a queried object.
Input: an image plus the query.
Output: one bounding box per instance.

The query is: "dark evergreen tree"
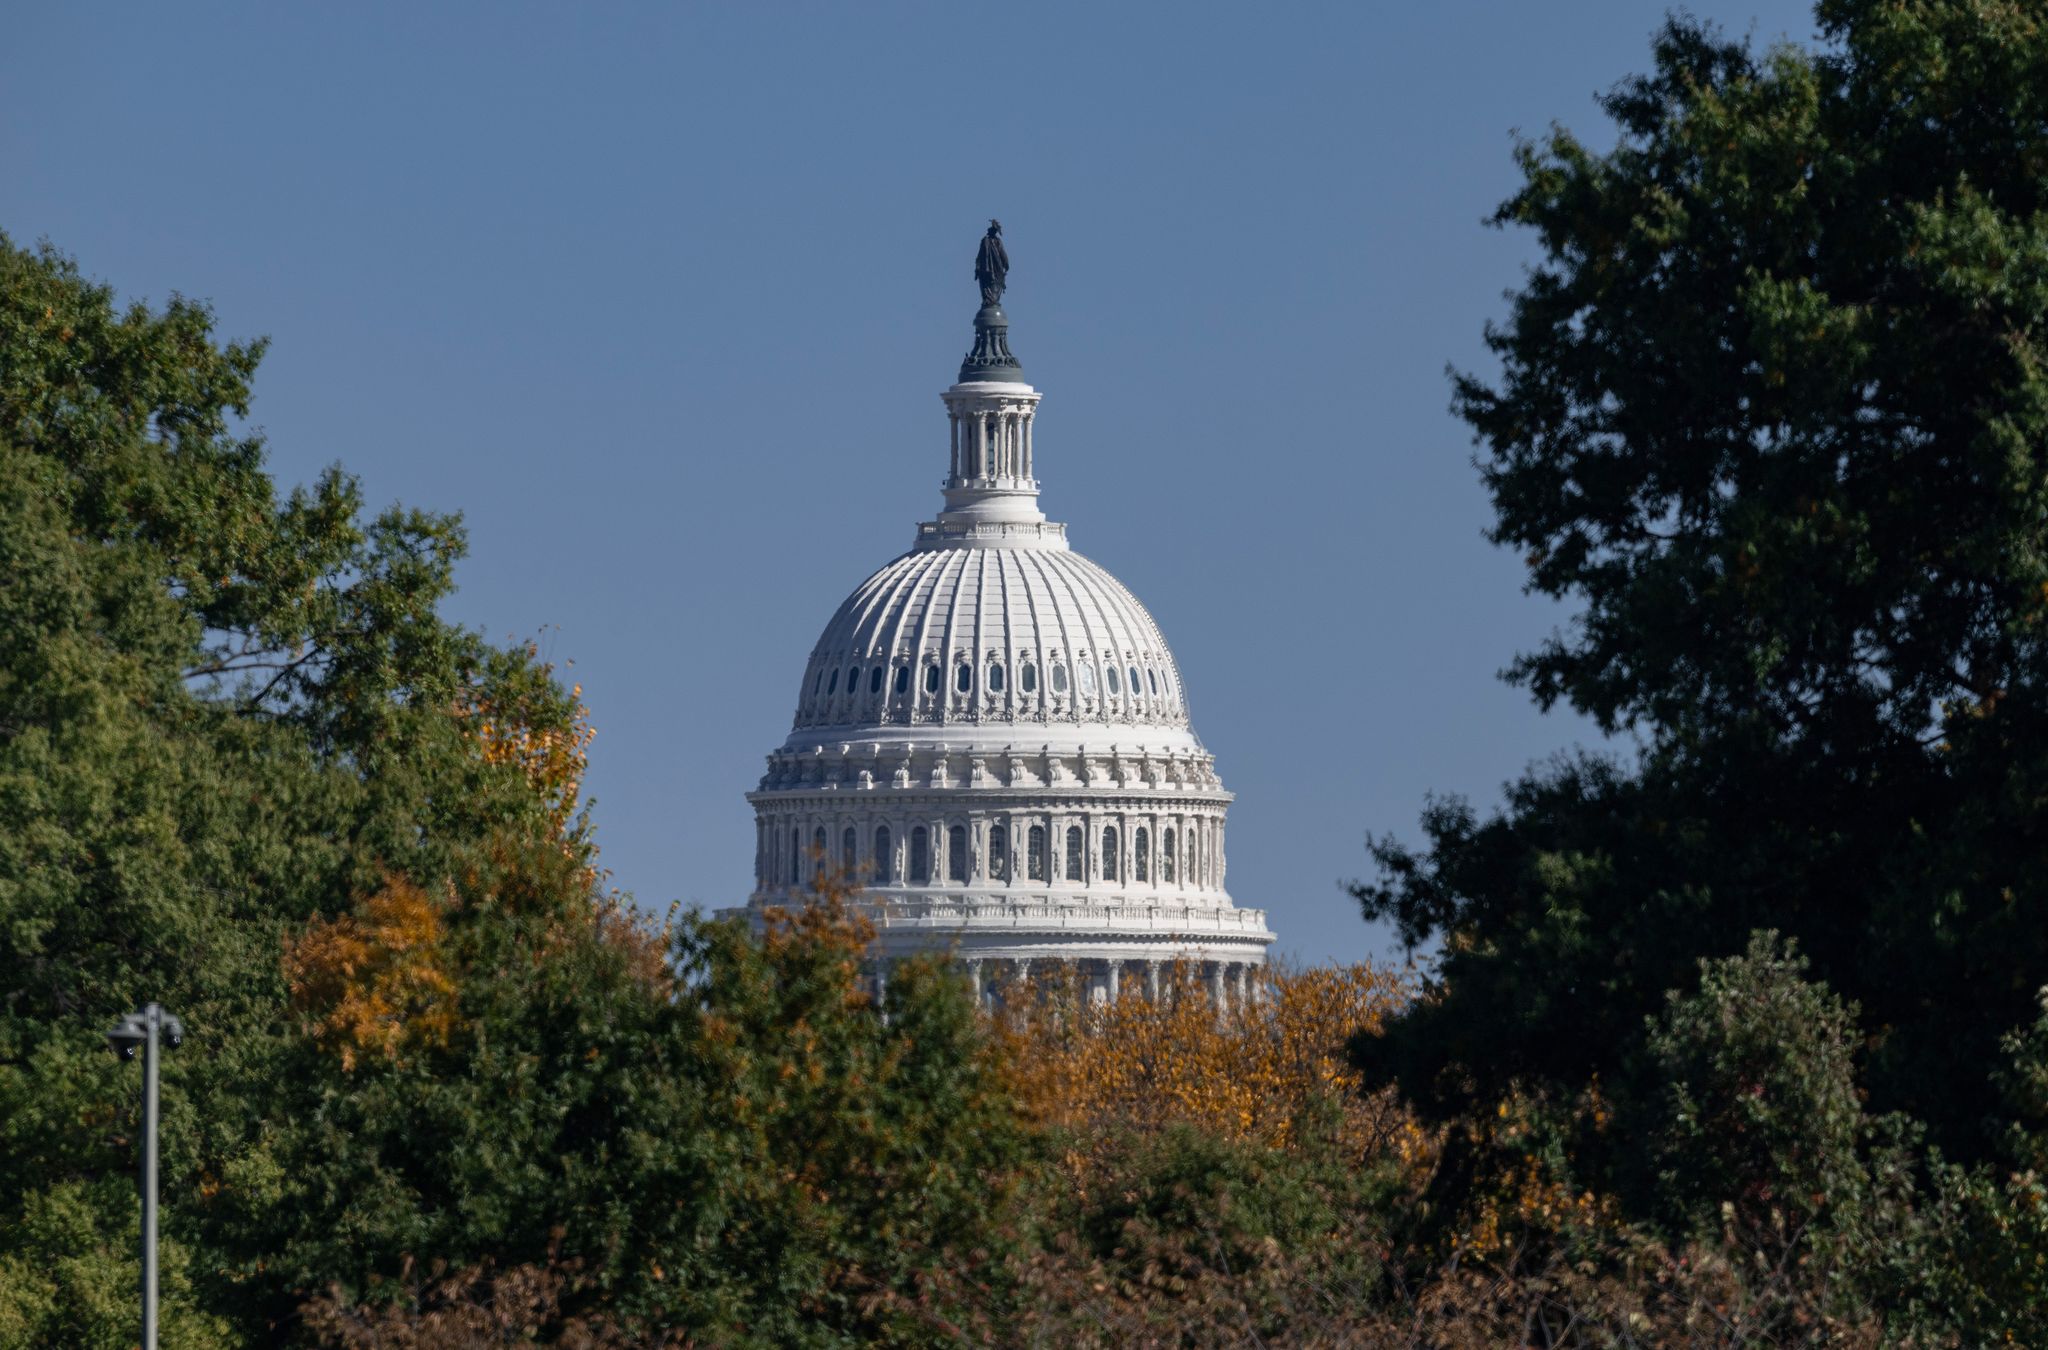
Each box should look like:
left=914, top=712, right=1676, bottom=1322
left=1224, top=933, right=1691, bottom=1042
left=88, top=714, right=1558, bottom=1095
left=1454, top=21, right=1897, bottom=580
left=1355, top=0, right=2048, bottom=1160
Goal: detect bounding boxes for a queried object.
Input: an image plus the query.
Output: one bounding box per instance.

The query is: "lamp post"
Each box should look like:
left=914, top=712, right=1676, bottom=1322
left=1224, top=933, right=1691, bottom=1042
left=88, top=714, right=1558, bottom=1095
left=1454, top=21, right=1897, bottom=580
left=107, top=1003, right=184, bottom=1350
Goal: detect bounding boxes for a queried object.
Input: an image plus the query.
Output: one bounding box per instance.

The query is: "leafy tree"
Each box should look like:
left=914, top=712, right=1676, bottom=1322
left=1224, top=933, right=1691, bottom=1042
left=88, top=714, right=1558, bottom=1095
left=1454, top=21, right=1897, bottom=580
left=1355, top=0, right=2048, bottom=1160
left=0, top=232, right=592, bottom=1346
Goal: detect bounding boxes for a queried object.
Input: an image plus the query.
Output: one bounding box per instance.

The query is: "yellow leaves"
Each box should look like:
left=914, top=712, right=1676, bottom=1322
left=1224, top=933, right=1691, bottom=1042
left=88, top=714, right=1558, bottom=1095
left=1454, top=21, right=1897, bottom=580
left=455, top=671, right=596, bottom=849
left=283, top=875, right=460, bottom=1071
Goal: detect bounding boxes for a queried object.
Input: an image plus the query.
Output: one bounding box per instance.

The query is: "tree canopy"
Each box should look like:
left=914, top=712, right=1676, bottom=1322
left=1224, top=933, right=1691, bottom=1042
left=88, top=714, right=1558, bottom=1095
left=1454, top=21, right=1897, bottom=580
left=1356, top=0, right=2048, bottom=1162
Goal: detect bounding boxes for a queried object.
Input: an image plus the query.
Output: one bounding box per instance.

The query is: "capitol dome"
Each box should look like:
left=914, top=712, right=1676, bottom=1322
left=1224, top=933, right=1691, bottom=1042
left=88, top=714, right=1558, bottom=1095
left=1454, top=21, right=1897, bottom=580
left=736, top=225, right=1274, bottom=1005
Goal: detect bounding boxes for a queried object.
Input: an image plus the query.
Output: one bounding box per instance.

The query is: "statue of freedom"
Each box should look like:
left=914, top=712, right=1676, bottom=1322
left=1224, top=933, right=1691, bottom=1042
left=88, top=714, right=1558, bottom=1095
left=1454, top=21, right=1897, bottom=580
left=974, top=219, right=1009, bottom=306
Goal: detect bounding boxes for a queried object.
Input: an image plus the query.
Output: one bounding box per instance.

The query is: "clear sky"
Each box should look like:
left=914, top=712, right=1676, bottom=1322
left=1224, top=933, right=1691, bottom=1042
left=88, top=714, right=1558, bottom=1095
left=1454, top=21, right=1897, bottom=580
left=5, top=1, right=1821, bottom=966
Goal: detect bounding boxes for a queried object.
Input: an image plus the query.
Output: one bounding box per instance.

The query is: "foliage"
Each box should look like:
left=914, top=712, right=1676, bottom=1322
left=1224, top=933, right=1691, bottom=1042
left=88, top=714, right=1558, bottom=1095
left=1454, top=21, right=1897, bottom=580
left=269, top=875, right=1029, bottom=1348
left=999, top=958, right=1413, bottom=1155
left=1633, top=932, right=1868, bottom=1242
left=1355, top=0, right=2048, bottom=1165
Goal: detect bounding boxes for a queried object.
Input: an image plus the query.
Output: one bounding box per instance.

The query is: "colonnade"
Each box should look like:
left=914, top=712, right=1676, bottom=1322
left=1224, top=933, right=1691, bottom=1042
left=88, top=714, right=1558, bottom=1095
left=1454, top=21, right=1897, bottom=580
left=759, top=808, right=1227, bottom=895
left=947, top=405, right=1034, bottom=482
left=867, top=955, right=1259, bottom=1014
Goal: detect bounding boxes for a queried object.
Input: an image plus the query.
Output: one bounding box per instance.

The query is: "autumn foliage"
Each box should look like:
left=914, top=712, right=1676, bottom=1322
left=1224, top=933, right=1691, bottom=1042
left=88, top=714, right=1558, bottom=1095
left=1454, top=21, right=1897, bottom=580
left=997, top=958, right=1414, bottom=1156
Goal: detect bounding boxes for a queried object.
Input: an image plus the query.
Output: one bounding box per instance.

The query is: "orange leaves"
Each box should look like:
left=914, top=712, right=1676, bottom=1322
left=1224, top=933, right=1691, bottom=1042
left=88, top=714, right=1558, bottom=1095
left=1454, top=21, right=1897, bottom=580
left=283, top=875, right=460, bottom=1071
left=996, top=959, right=1414, bottom=1158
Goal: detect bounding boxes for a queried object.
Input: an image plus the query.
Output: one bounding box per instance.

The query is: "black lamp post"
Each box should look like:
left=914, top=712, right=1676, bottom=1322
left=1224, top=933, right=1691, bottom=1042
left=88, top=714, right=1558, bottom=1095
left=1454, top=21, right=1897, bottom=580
left=107, top=1003, right=184, bottom=1350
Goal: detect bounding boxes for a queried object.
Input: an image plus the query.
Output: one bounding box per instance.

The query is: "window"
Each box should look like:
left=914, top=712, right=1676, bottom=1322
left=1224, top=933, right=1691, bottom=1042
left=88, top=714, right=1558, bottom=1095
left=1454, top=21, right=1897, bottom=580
left=1163, top=828, right=1177, bottom=882
left=1148, top=669, right=1159, bottom=695
left=1187, top=833, right=1197, bottom=886
left=1028, top=824, right=1047, bottom=880
left=1021, top=663, right=1037, bottom=693
left=1136, top=827, right=1150, bottom=882
left=911, top=827, right=930, bottom=882
left=1078, top=663, right=1096, bottom=695
left=826, top=670, right=838, bottom=696
left=948, top=825, right=967, bottom=881
left=789, top=831, right=798, bottom=885
left=924, top=665, right=941, bottom=694
left=842, top=826, right=857, bottom=872
left=956, top=663, right=972, bottom=693
left=869, top=666, right=884, bottom=694
left=1101, top=827, right=1119, bottom=881
left=1106, top=665, right=1121, bottom=695
left=989, top=825, right=1007, bottom=880
left=846, top=666, right=860, bottom=695
left=988, top=663, right=1005, bottom=692
left=813, top=670, right=826, bottom=696
left=894, top=666, right=909, bottom=695
left=1065, top=826, right=1083, bottom=881
left=1128, top=666, right=1142, bottom=696
left=1051, top=664, right=1068, bottom=694
left=874, top=826, right=893, bottom=883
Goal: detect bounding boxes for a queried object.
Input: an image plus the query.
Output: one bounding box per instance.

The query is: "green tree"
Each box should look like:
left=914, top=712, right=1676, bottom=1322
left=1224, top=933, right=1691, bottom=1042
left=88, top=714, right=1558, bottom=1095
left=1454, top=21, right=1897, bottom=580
left=1355, top=0, right=2048, bottom=1161
left=0, top=233, right=586, bottom=1346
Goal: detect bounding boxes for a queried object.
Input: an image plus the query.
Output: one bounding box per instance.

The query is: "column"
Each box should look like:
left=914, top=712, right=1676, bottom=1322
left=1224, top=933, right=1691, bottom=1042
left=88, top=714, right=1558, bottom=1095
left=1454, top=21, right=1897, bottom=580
left=975, top=415, right=988, bottom=480
left=1022, top=411, right=1033, bottom=478
left=1208, top=961, right=1225, bottom=1011
left=1106, top=959, right=1121, bottom=1003
left=1234, top=963, right=1248, bottom=1009
left=968, top=958, right=984, bottom=1008
left=1146, top=959, right=1162, bottom=1001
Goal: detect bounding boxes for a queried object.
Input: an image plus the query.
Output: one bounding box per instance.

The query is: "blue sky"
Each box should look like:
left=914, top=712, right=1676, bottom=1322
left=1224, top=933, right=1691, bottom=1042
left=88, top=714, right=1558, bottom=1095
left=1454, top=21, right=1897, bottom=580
left=5, top=1, right=1821, bottom=965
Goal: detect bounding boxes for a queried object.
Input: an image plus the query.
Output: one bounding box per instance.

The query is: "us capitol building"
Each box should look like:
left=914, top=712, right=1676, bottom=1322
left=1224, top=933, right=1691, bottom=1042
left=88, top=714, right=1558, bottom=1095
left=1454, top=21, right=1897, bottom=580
left=730, top=224, right=1274, bottom=1005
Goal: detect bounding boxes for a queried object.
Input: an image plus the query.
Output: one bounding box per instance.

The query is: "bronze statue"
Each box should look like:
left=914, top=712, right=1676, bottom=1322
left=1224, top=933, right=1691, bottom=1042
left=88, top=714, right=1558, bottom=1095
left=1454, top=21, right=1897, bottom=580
left=974, top=219, right=1008, bottom=306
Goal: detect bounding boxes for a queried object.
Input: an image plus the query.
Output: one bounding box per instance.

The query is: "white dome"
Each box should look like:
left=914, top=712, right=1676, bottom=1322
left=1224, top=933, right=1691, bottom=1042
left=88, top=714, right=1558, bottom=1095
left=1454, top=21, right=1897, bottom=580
left=791, top=541, right=1191, bottom=737
left=735, top=268, right=1273, bottom=988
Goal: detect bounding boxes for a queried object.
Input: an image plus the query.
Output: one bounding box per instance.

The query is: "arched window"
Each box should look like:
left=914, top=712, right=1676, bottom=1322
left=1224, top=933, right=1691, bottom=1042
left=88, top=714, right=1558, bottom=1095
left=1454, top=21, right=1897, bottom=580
left=948, top=825, right=967, bottom=881
left=1135, top=827, right=1150, bottom=882
left=869, top=666, right=884, bottom=694
left=1186, top=832, right=1196, bottom=886
left=924, top=665, right=941, bottom=694
left=789, top=831, right=798, bottom=886
left=1128, top=666, right=1142, bottom=697
left=955, top=663, right=972, bottom=693
left=1078, top=664, right=1097, bottom=695
left=845, top=666, right=860, bottom=695
left=911, top=827, right=930, bottom=883
left=1163, top=828, right=1177, bottom=883
left=989, top=825, right=1007, bottom=879
left=1147, top=669, right=1159, bottom=695
left=812, top=828, right=827, bottom=879
left=1051, top=664, right=1068, bottom=694
left=988, top=663, right=1005, bottom=692
left=1028, top=824, right=1047, bottom=880
left=826, top=669, right=839, bottom=696
left=1101, top=827, right=1119, bottom=881
left=842, top=826, right=857, bottom=872
left=1065, top=826, right=1083, bottom=881
left=813, top=670, right=826, bottom=696
left=874, top=826, right=893, bottom=884
left=1106, top=665, right=1121, bottom=695
left=1021, top=663, right=1037, bottom=693
left=894, top=666, right=909, bottom=695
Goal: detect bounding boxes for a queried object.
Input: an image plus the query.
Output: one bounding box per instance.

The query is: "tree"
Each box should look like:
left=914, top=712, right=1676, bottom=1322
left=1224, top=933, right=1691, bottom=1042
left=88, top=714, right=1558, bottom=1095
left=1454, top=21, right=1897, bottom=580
left=0, top=233, right=589, bottom=1345
left=1355, top=0, right=2048, bottom=1161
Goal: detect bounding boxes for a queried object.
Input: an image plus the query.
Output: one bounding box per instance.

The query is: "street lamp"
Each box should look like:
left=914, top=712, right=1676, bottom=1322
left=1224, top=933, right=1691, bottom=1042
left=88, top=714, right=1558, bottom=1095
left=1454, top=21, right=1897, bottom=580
left=107, top=1003, right=184, bottom=1350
